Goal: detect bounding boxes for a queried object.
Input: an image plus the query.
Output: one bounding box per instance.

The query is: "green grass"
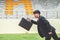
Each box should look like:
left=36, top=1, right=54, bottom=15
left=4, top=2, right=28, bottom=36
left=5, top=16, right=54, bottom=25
left=0, top=33, right=60, bottom=40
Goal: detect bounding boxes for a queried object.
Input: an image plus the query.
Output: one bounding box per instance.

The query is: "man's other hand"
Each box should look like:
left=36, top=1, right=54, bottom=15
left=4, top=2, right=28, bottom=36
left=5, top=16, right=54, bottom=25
left=48, top=32, right=52, bottom=35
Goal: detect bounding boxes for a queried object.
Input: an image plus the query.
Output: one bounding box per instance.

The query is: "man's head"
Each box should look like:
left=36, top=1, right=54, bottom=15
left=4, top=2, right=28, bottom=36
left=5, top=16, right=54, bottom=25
left=33, top=10, right=40, bottom=18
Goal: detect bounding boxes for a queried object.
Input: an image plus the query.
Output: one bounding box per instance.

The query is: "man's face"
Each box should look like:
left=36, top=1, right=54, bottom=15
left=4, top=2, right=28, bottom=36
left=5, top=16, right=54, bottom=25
left=34, top=13, right=40, bottom=18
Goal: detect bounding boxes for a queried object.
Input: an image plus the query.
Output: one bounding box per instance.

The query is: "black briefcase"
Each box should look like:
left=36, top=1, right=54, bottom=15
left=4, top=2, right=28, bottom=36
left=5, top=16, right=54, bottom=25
left=19, top=18, right=33, bottom=31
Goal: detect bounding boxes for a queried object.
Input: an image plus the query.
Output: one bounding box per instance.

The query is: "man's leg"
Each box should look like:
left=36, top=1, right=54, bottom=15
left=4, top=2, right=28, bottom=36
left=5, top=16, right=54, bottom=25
left=45, top=34, right=51, bottom=40
left=52, top=31, right=59, bottom=40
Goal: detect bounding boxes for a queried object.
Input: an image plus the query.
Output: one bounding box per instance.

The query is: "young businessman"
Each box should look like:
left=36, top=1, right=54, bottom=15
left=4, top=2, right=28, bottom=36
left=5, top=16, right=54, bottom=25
left=27, top=10, right=60, bottom=40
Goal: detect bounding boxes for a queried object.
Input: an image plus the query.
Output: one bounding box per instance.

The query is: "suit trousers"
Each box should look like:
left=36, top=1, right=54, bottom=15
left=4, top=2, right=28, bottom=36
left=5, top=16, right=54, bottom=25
left=45, top=31, right=59, bottom=40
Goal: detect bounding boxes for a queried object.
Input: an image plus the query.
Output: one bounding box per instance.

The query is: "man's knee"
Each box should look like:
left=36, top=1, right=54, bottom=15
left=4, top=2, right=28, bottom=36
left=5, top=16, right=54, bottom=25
left=45, top=36, right=51, bottom=40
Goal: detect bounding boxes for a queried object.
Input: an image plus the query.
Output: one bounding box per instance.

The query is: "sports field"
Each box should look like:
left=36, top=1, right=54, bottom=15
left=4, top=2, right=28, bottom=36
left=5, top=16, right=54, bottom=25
left=0, top=33, right=60, bottom=40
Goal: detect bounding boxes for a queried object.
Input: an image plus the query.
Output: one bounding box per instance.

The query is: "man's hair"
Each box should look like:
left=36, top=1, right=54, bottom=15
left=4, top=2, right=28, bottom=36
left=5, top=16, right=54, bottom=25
left=33, top=10, right=40, bottom=14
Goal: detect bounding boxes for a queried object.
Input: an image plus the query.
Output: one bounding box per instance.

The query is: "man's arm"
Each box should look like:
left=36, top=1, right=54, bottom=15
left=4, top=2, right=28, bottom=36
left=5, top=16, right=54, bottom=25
left=41, top=17, right=52, bottom=32
left=31, top=20, right=37, bottom=25
left=42, top=18, right=53, bottom=34
left=27, top=18, right=37, bottom=25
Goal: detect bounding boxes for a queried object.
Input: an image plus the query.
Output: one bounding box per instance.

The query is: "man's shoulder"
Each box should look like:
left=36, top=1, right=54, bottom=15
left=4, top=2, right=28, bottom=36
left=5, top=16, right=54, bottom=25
left=39, top=16, right=49, bottom=22
left=39, top=16, right=46, bottom=20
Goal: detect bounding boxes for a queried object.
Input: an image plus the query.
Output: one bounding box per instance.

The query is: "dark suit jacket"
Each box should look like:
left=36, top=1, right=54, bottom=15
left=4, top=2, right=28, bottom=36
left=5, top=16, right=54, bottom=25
left=31, top=16, right=55, bottom=37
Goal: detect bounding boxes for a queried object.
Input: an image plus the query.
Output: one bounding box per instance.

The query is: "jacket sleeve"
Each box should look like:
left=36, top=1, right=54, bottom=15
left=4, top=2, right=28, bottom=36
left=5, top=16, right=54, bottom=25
left=45, top=21, right=52, bottom=32
left=31, top=20, right=37, bottom=25
left=41, top=17, right=52, bottom=32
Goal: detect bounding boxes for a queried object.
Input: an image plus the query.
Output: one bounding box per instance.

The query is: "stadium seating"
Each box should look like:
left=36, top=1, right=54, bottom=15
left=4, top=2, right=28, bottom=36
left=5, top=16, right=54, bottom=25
left=0, top=0, right=60, bottom=19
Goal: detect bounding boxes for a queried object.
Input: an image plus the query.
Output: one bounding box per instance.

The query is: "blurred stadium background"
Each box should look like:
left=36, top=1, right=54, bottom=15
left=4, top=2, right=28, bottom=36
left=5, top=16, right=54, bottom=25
left=0, top=0, right=60, bottom=34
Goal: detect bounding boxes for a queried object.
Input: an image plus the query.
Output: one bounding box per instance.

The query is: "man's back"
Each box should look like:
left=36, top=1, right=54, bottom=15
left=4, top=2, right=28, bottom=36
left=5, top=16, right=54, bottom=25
left=37, top=16, right=55, bottom=33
